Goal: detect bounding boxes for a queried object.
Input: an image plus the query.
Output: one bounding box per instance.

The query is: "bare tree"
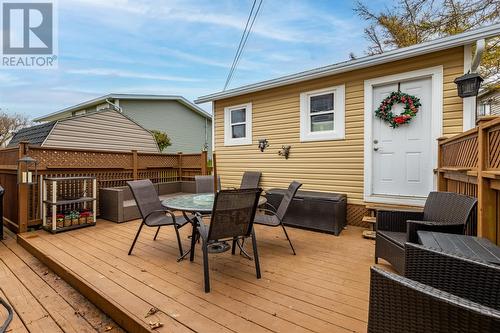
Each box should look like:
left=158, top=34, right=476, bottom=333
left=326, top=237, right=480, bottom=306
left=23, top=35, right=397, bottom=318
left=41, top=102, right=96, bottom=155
left=0, top=110, right=31, bottom=147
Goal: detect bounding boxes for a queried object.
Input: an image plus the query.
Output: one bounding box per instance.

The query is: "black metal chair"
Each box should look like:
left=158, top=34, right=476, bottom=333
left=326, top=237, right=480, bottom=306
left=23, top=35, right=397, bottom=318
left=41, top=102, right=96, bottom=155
left=127, top=179, right=188, bottom=256
left=253, top=181, right=302, bottom=255
left=240, top=171, right=261, bottom=189
left=375, top=191, right=477, bottom=274
left=0, top=296, right=13, bottom=333
left=195, top=175, right=221, bottom=193
left=190, top=188, right=262, bottom=292
left=368, top=266, right=500, bottom=333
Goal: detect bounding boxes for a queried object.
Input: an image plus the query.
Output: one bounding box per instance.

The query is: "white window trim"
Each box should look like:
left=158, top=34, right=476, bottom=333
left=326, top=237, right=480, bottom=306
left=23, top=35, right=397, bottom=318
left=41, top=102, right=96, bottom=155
left=300, top=85, right=345, bottom=142
left=224, top=103, right=252, bottom=146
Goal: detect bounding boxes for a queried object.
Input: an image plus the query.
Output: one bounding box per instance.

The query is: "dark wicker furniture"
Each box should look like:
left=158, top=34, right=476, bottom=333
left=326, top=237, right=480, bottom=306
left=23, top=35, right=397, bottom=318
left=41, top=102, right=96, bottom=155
left=405, top=242, right=500, bottom=310
left=126, top=179, right=188, bottom=256
left=189, top=188, right=262, bottom=292
left=195, top=175, right=221, bottom=193
left=375, top=192, right=477, bottom=273
left=254, top=181, right=302, bottom=255
left=368, top=266, right=500, bottom=333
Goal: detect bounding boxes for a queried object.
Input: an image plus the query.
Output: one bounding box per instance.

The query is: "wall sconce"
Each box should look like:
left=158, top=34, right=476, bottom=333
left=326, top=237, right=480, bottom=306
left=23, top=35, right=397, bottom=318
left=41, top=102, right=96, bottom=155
left=258, top=139, right=269, bottom=152
left=278, top=145, right=291, bottom=159
left=17, top=156, right=38, bottom=185
left=454, top=72, right=483, bottom=98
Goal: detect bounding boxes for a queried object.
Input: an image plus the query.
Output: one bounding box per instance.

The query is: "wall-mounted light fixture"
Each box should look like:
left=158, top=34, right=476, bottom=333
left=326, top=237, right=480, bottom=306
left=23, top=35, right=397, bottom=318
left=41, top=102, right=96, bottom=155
left=454, top=72, right=484, bottom=98
left=258, top=139, right=269, bottom=152
left=278, top=145, right=291, bottom=159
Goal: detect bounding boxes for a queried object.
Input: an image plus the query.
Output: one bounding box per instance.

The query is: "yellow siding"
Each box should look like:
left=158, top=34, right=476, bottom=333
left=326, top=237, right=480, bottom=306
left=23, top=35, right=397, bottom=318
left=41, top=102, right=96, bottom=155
left=214, top=47, right=465, bottom=205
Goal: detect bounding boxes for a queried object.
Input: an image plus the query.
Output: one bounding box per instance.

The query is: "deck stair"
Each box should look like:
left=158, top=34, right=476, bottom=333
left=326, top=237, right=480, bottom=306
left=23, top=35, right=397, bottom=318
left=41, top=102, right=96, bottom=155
left=361, top=203, right=423, bottom=240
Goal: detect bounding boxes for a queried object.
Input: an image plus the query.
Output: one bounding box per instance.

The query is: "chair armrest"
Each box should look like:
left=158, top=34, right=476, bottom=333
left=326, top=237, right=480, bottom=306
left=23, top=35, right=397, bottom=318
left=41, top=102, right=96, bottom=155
left=405, top=243, right=500, bottom=310
left=406, top=220, right=464, bottom=243
left=369, top=267, right=500, bottom=332
left=376, top=210, right=424, bottom=232
left=262, top=202, right=278, bottom=213
left=144, top=209, right=176, bottom=223
left=258, top=208, right=278, bottom=216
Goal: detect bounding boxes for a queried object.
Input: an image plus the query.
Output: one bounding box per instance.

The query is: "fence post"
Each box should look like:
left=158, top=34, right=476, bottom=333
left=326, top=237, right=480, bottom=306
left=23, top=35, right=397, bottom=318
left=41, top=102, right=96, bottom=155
left=17, top=142, right=28, bottom=233
left=477, top=119, right=496, bottom=241
left=436, top=137, right=448, bottom=191
left=178, top=152, right=183, bottom=181
left=132, top=150, right=138, bottom=180
left=201, top=151, right=207, bottom=175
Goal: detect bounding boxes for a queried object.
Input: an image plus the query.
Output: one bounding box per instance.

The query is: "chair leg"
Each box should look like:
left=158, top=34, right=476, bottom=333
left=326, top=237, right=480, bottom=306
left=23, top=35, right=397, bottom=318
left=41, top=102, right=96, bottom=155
left=280, top=222, right=296, bottom=255
left=251, top=228, right=261, bottom=279
left=173, top=224, right=184, bottom=257
left=153, top=226, right=161, bottom=240
left=189, top=224, right=197, bottom=262
left=202, top=240, right=210, bottom=292
left=128, top=221, right=145, bottom=255
left=231, top=237, right=237, bottom=255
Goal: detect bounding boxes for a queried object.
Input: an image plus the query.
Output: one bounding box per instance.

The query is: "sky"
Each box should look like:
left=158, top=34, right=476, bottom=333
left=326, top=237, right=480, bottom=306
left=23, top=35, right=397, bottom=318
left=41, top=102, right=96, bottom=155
left=0, top=0, right=392, bottom=118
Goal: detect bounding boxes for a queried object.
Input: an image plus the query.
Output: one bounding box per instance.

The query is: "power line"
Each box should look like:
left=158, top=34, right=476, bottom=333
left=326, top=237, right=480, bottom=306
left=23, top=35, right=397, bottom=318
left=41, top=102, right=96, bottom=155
left=223, top=0, right=263, bottom=91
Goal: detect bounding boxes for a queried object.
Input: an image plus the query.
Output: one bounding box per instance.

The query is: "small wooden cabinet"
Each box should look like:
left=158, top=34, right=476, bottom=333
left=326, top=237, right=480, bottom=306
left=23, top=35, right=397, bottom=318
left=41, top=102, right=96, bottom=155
left=42, top=176, right=97, bottom=233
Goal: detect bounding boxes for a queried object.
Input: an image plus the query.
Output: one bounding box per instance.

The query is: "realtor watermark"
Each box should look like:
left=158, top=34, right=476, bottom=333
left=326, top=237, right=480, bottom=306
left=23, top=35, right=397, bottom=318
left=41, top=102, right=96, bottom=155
left=1, top=0, right=58, bottom=68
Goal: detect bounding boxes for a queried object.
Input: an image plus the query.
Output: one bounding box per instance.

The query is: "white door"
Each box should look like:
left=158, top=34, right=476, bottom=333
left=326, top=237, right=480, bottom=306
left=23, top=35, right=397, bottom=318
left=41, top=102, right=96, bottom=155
left=371, top=77, right=433, bottom=199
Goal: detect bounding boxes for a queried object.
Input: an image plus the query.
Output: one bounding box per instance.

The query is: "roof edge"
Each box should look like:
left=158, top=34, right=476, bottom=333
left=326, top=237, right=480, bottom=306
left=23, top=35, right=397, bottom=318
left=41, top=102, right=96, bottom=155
left=195, top=23, right=500, bottom=104
left=34, top=94, right=212, bottom=122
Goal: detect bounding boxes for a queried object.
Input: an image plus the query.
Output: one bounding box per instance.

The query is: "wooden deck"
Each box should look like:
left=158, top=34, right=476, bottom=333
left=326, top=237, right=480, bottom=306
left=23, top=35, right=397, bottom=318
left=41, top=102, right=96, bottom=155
left=17, top=219, right=380, bottom=333
left=0, top=229, right=125, bottom=333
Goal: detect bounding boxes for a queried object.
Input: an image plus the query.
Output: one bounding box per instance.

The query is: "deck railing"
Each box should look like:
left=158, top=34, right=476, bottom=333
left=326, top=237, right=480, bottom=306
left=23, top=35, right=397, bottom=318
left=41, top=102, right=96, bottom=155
left=438, top=116, right=500, bottom=244
left=0, top=142, right=208, bottom=234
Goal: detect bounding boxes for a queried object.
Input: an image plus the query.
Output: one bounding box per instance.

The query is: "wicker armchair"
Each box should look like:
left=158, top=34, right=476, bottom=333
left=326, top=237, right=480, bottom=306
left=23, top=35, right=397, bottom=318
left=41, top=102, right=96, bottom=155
left=405, top=242, right=500, bottom=310
left=375, top=192, right=477, bottom=273
left=368, top=266, right=500, bottom=333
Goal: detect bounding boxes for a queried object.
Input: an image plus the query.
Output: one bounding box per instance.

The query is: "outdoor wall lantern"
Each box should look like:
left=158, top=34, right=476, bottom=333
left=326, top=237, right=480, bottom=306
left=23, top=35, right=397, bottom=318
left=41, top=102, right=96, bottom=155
left=17, top=156, right=38, bottom=185
left=278, top=145, right=291, bottom=159
left=258, top=139, right=269, bottom=152
left=454, top=72, right=484, bottom=98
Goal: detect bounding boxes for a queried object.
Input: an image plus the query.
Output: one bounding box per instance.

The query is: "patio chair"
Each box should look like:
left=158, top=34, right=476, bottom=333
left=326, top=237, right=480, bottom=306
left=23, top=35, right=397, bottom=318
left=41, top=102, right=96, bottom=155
left=0, top=297, right=13, bottom=333
left=190, top=188, right=263, bottom=292
left=375, top=191, right=477, bottom=274
left=126, top=179, right=188, bottom=256
left=195, top=175, right=221, bottom=193
left=368, top=266, right=500, bottom=333
left=240, top=171, right=262, bottom=189
left=253, top=181, right=302, bottom=255
left=405, top=243, right=500, bottom=310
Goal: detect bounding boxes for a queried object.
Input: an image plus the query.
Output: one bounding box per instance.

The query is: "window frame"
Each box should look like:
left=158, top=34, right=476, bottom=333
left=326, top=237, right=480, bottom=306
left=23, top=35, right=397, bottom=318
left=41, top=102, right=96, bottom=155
left=300, top=85, right=345, bottom=142
left=224, top=102, right=252, bottom=146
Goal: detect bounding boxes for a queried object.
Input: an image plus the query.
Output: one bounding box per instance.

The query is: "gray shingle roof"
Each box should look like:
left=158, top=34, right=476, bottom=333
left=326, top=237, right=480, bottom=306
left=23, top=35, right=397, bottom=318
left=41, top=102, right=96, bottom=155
left=8, top=122, right=56, bottom=147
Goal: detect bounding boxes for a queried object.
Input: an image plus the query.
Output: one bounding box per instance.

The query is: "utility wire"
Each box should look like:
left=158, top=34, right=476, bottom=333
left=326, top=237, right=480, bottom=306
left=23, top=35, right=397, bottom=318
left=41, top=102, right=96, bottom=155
left=223, top=0, right=263, bottom=90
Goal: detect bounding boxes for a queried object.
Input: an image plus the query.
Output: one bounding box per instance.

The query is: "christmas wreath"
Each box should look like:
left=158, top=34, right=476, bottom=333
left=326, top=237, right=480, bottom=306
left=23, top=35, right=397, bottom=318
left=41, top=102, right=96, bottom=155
left=375, top=91, right=421, bottom=128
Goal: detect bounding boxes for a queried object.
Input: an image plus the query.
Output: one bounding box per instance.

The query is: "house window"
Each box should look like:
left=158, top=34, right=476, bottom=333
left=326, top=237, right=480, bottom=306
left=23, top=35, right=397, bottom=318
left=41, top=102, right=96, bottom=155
left=224, top=103, right=252, bottom=146
left=300, top=85, right=345, bottom=141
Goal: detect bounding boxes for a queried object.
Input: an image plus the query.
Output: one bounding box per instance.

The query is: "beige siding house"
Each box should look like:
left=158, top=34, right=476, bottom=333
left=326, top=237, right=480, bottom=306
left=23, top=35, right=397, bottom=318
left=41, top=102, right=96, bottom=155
left=9, top=109, right=159, bottom=153
left=196, top=25, right=500, bottom=224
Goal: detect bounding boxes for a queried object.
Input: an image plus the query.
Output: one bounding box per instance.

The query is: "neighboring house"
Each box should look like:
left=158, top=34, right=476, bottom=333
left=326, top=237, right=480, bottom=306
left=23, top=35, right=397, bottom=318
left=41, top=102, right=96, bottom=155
left=478, top=88, right=500, bottom=116
left=196, top=24, right=500, bottom=221
left=34, top=94, right=212, bottom=155
left=9, top=109, right=159, bottom=153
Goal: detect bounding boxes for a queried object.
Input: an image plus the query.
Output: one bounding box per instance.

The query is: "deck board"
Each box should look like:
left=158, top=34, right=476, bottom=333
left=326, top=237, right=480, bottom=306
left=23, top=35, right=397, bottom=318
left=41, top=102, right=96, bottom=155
left=18, top=219, right=378, bottom=333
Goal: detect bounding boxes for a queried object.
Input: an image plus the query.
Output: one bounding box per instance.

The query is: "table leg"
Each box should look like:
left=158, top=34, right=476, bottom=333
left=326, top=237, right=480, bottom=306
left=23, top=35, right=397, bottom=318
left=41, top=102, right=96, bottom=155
left=177, top=211, right=199, bottom=262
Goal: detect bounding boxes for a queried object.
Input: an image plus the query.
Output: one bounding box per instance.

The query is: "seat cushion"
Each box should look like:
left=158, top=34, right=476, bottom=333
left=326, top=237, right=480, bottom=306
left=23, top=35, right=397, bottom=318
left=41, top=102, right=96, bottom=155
left=377, top=230, right=407, bottom=247
left=254, top=213, right=280, bottom=227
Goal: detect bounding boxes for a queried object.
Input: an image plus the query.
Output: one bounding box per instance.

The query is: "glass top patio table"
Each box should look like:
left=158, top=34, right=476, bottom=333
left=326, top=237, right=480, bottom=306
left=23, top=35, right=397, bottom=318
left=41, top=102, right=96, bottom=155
left=162, top=193, right=267, bottom=214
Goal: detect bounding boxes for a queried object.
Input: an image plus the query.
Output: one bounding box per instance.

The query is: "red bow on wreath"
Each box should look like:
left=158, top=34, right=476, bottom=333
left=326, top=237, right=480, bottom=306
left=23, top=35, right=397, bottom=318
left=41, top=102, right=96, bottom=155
left=375, top=91, right=421, bottom=128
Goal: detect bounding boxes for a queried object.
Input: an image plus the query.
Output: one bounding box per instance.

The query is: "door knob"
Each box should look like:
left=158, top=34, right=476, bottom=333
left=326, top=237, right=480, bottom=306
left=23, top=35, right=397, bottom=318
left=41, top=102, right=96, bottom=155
left=374, top=147, right=379, bottom=151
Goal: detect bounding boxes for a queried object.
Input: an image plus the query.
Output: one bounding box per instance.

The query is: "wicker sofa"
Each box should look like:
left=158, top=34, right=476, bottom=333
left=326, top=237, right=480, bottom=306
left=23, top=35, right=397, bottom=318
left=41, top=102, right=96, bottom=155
left=368, top=266, right=500, bottom=333
left=99, top=181, right=195, bottom=223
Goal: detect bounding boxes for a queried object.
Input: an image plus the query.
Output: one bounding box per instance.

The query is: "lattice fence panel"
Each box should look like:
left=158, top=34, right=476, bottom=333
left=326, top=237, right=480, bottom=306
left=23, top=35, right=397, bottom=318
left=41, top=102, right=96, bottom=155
left=137, top=154, right=178, bottom=169
left=31, top=148, right=133, bottom=169
left=347, top=204, right=369, bottom=228
left=488, top=126, right=500, bottom=169
left=441, top=133, right=479, bottom=168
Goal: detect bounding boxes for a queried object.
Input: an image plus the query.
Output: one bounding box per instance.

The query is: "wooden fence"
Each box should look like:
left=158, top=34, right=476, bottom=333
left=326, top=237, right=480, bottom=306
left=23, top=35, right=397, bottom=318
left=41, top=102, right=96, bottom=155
left=0, top=142, right=208, bottom=234
left=438, top=116, right=500, bottom=244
